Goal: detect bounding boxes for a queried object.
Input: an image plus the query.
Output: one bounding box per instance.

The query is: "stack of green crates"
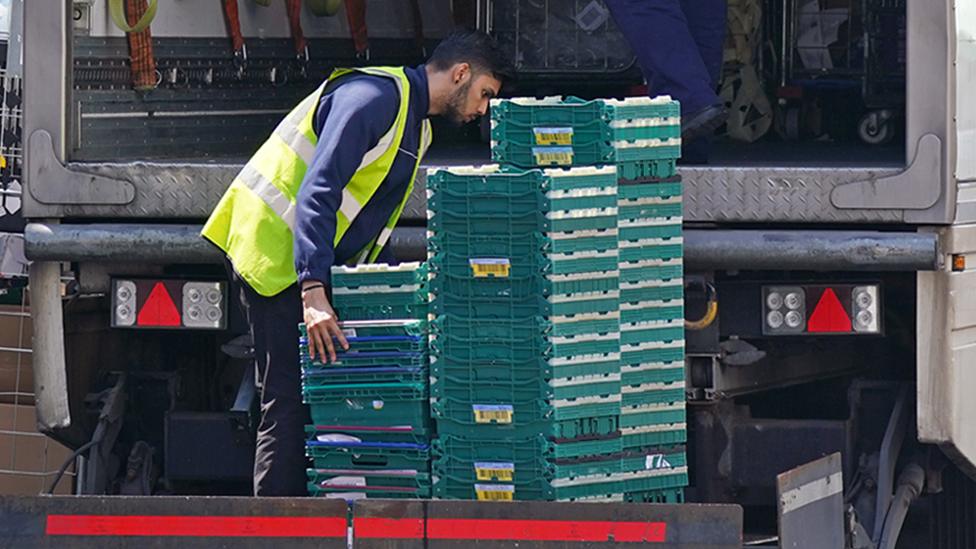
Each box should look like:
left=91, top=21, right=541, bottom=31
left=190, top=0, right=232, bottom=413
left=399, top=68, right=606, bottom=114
left=491, top=95, right=681, bottom=179
left=428, top=164, right=634, bottom=501
left=300, top=262, right=431, bottom=499
left=489, top=95, right=688, bottom=503
left=617, top=177, right=687, bottom=458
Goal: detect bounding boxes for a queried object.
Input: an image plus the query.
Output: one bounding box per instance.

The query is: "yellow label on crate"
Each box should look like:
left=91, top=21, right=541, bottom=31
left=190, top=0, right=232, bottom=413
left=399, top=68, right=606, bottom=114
left=533, top=127, right=574, bottom=145
left=472, top=404, right=514, bottom=424
left=469, top=258, right=511, bottom=278
left=475, top=484, right=515, bottom=501
left=533, top=146, right=574, bottom=166
left=474, top=462, right=515, bottom=482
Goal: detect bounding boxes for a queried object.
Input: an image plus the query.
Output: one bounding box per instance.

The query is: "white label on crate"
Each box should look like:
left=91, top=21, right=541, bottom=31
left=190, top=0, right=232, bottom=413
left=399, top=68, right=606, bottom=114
left=469, top=258, right=511, bottom=278
left=533, top=127, right=574, bottom=145
left=532, top=146, right=574, bottom=166
left=342, top=328, right=358, bottom=338
left=645, top=454, right=674, bottom=470
left=475, top=483, right=515, bottom=501
left=472, top=404, right=514, bottom=424
left=474, top=462, right=515, bottom=482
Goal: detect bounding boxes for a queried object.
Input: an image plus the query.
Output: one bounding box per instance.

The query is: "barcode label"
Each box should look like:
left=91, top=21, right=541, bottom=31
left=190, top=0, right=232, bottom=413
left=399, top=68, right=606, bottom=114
left=469, top=258, right=511, bottom=278
left=475, top=483, right=515, bottom=501
left=533, top=146, right=574, bottom=166
left=475, top=462, right=515, bottom=481
left=472, top=404, right=514, bottom=424
left=533, top=127, right=574, bottom=145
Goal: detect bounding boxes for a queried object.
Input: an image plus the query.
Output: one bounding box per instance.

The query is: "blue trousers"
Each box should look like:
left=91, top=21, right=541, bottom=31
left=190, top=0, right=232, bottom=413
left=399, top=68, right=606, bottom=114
left=605, top=0, right=727, bottom=116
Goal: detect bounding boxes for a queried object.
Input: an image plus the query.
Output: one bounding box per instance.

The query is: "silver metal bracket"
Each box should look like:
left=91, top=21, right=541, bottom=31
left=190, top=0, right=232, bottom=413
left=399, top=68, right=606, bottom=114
left=28, top=130, right=135, bottom=205
left=831, top=134, right=943, bottom=210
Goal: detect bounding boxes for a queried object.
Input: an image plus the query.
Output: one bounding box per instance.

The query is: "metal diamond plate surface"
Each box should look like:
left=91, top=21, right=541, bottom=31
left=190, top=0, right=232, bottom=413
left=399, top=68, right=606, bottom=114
left=680, top=166, right=906, bottom=223
left=29, top=163, right=913, bottom=223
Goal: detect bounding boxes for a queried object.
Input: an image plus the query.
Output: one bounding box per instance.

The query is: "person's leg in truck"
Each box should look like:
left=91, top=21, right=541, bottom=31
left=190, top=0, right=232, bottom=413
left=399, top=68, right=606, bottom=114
left=605, top=0, right=729, bottom=143
left=233, top=272, right=309, bottom=497
left=677, top=0, right=728, bottom=163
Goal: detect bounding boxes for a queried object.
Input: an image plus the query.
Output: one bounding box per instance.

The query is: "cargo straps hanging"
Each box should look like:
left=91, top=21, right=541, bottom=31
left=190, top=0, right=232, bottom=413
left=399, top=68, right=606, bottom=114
left=114, top=0, right=158, bottom=91
left=109, top=0, right=157, bottom=33
left=222, top=0, right=248, bottom=77
left=286, top=0, right=310, bottom=77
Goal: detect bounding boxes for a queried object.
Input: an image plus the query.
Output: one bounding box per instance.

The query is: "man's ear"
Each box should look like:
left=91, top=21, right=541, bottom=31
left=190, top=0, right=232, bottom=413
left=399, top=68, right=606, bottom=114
left=452, top=63, right=471, bottom=84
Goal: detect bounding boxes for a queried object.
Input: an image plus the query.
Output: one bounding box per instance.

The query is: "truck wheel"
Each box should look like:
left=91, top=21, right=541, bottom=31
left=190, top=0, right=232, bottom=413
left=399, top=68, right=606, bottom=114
left=858, top=111, right=895, bottom=145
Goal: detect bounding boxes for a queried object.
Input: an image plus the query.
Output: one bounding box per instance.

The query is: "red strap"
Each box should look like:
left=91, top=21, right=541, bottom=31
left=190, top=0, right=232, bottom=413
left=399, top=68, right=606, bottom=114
left=125, top=0, right=156, bottom=90
left=222, top=0, right=245, bottom=53
left=286, top=0, right=307, bottom=56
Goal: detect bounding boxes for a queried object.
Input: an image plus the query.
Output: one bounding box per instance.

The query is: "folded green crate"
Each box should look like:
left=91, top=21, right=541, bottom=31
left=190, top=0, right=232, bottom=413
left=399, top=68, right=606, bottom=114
left=304, top=382, right=429, bottom=430
left=306, top=468, right=432, bottom=499
left=621, top=426, right=688, bottom=450
left=620, top=319, right=684, bottom=346
left=305, top=424, right=428, bottom=445
left=618, top=239, right=683, bottom=263
left=621, top=381, right=686, bottom=408
left=619, top=219, right=682, bottom=242
left=432, top=397, right=553, bottom=439
left=331, top=262, right=427, bottom=289
left=552, top=393, right=622, bottom=421
left=550, top=332, right=620, bottom=358
left=620, top=364, right=685, bottom=386
left=619, top=259, right=684, bottom=283
left=620, top=301, right=685, bottom=324
left=617, top=159, right=678, bottom=181
left=618, top=179, right=682, bottom=201
left=550, top=310, right=621, bottom=337
left=306, top=439, right=430, bottom=471
left=551, top=446, right=686, bottom=479
left=430, top=374, right=553, bottom=402
left=548, top=230, right=620, bottom=254
left=620, top=402, right=687, bottom=429
left=550, top=373, right=621, bottom=401
left=549, top=351, right=621, bottom=378
left=625, top=487, right=685, bottom=504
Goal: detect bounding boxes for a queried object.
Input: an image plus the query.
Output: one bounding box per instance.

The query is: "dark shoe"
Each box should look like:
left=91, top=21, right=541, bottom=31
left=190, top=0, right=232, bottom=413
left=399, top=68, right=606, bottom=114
left=681, top=104, right=729, bottom=142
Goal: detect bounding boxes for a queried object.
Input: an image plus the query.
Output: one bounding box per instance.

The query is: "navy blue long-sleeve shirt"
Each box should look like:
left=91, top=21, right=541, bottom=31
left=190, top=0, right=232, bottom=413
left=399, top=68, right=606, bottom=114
left=294, top=65, right=430, bottom=285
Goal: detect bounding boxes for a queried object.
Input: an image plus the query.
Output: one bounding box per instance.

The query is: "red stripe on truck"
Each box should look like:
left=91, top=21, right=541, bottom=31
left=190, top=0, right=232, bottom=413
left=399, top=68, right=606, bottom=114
left=354, top=517, right=426, bottom=539
left=425, top=518, right=667, bottom=543
left=46, top=515, right=347, bottom=537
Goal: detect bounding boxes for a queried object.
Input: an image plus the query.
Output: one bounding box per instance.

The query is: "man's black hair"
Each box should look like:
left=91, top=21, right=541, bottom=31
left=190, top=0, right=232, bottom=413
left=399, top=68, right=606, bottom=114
left=428, top=29, right=515, bottom=82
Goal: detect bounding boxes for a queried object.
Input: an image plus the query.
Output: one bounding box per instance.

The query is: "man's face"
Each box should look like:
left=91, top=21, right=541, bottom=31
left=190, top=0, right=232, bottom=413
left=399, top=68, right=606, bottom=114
left=444, top=70, right=503, bottom=127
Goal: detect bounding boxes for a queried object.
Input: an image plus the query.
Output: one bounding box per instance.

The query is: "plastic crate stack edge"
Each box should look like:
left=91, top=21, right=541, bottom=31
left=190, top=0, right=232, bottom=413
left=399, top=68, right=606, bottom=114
left=299, top=262, right=432, bottom=500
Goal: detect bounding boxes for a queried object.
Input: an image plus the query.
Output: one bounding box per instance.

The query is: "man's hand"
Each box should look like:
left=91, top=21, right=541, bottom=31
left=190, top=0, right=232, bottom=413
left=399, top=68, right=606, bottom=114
left=302, top=283, right=349, bottom=364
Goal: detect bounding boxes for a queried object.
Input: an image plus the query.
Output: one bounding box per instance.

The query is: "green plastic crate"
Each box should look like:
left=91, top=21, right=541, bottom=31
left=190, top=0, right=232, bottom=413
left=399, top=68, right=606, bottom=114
left=332, top=285, right=427, bottom=309
left=622, top=381, right=686, bottom=408
left=548, top=230, right=620, bottom=254
left=620, top=402, right=687, bottom=429
left=306, top=469, right=431, bottom=499
left=491, top=96, right=680, bottom=129
left=618, top=201, right=683, bottom=221
left=618, top=179, right=682, bottom=200
left=548, top=187, right=618, bottom=211
left=331, top=262, right=427, bottom=289
left=549, top=435, right=623, bottom=460
left=431, top=355, right=553, bottom=385
left=306, top=440, right=430, bottom=470
left=618, top=240, right=683, bottom=263
left=620, top=341, right=685, bottom=366
left=618, top=219, right=682, bottom=242
left=550, top=373, right=621, bottom=401
left=430, top=293, right=552, bottom=320
left=625, top=487, right=685, bottom=504
left=430, top=327, right=550, bottom=364
left=550, top=332, right=620, bottom=358
left=550, top=311, right=621, bottom=337
left=430, top=373, right=553, bottom=402
left=548, top=208, right=619, bottom=233
left=620, top=364, right=685, bottom=386
left=432, top=397, right=553, bottom=439
left=433, top=477, right=553, bottom=501
left=620, top=321, right=684, bottom=346
left=619, top=260, right=684, bottom=282
left=305, top=424, right=428, bottom=444
left=620, top=301, right=685, bottom=324
left=621, top=427, right=688, bottom=450
left=553, top=414, right=620, bottom=439
left=617, top=159, right=678, bottom=181
left=552, top=394, right=622, bottom=421
left=547, top=272, right=620, bottom=295
left=304, top=382, right=429, bottom=430
left=303, top=365, right=427, bottom=386
left=432, top=435, right=553, bottom=482
left=619, top=282, right=683, bottom=304
left=549, top=352, right=621, bottom=378
left=301, top=349, right=428, bottom=369
left=551, top=446, right=686, bottom=479
left=549, top=250, right=620, bottom=275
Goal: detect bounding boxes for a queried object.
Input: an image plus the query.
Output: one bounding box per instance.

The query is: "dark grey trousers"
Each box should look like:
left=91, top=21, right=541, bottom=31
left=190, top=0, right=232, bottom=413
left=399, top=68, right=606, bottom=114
left=232, top=269, right=310, bottom=497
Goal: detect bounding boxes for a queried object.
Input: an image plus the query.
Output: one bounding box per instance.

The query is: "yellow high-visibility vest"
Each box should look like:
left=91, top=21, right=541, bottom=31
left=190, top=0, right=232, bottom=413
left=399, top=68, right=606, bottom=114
left=202, top=66, right=432, bottom=297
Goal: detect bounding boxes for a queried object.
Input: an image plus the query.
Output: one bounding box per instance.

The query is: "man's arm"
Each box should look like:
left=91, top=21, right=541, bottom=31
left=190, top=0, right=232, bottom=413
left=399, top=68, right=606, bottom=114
left=295, top=76, right=398, bottom=362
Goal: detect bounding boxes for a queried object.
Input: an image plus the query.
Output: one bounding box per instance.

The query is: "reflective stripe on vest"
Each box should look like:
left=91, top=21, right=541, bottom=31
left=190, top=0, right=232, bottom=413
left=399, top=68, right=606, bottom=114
left=201, top=66, right=424, bottom=297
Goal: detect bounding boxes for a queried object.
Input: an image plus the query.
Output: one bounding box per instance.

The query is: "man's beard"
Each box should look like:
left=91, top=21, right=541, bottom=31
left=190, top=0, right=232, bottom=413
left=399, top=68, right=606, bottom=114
left=443, top=79, right=473, bottom=127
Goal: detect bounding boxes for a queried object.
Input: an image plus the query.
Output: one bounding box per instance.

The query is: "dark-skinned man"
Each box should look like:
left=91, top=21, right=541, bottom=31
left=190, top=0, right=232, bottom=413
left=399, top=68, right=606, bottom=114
left=202, top=30, right=512, bottom=496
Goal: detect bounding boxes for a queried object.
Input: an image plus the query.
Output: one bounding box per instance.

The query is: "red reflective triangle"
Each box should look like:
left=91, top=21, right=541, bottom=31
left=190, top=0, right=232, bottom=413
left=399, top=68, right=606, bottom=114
left=137, top=282, right=181, bottom=327
left=807, top=288, right=851, bottom=333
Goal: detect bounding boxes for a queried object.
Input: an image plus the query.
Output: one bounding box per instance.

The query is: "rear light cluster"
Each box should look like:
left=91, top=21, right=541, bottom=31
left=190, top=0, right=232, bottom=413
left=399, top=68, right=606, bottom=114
left=762, top=284, right=881, bottom=336
left=111, top=278, right=227, bottom=330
